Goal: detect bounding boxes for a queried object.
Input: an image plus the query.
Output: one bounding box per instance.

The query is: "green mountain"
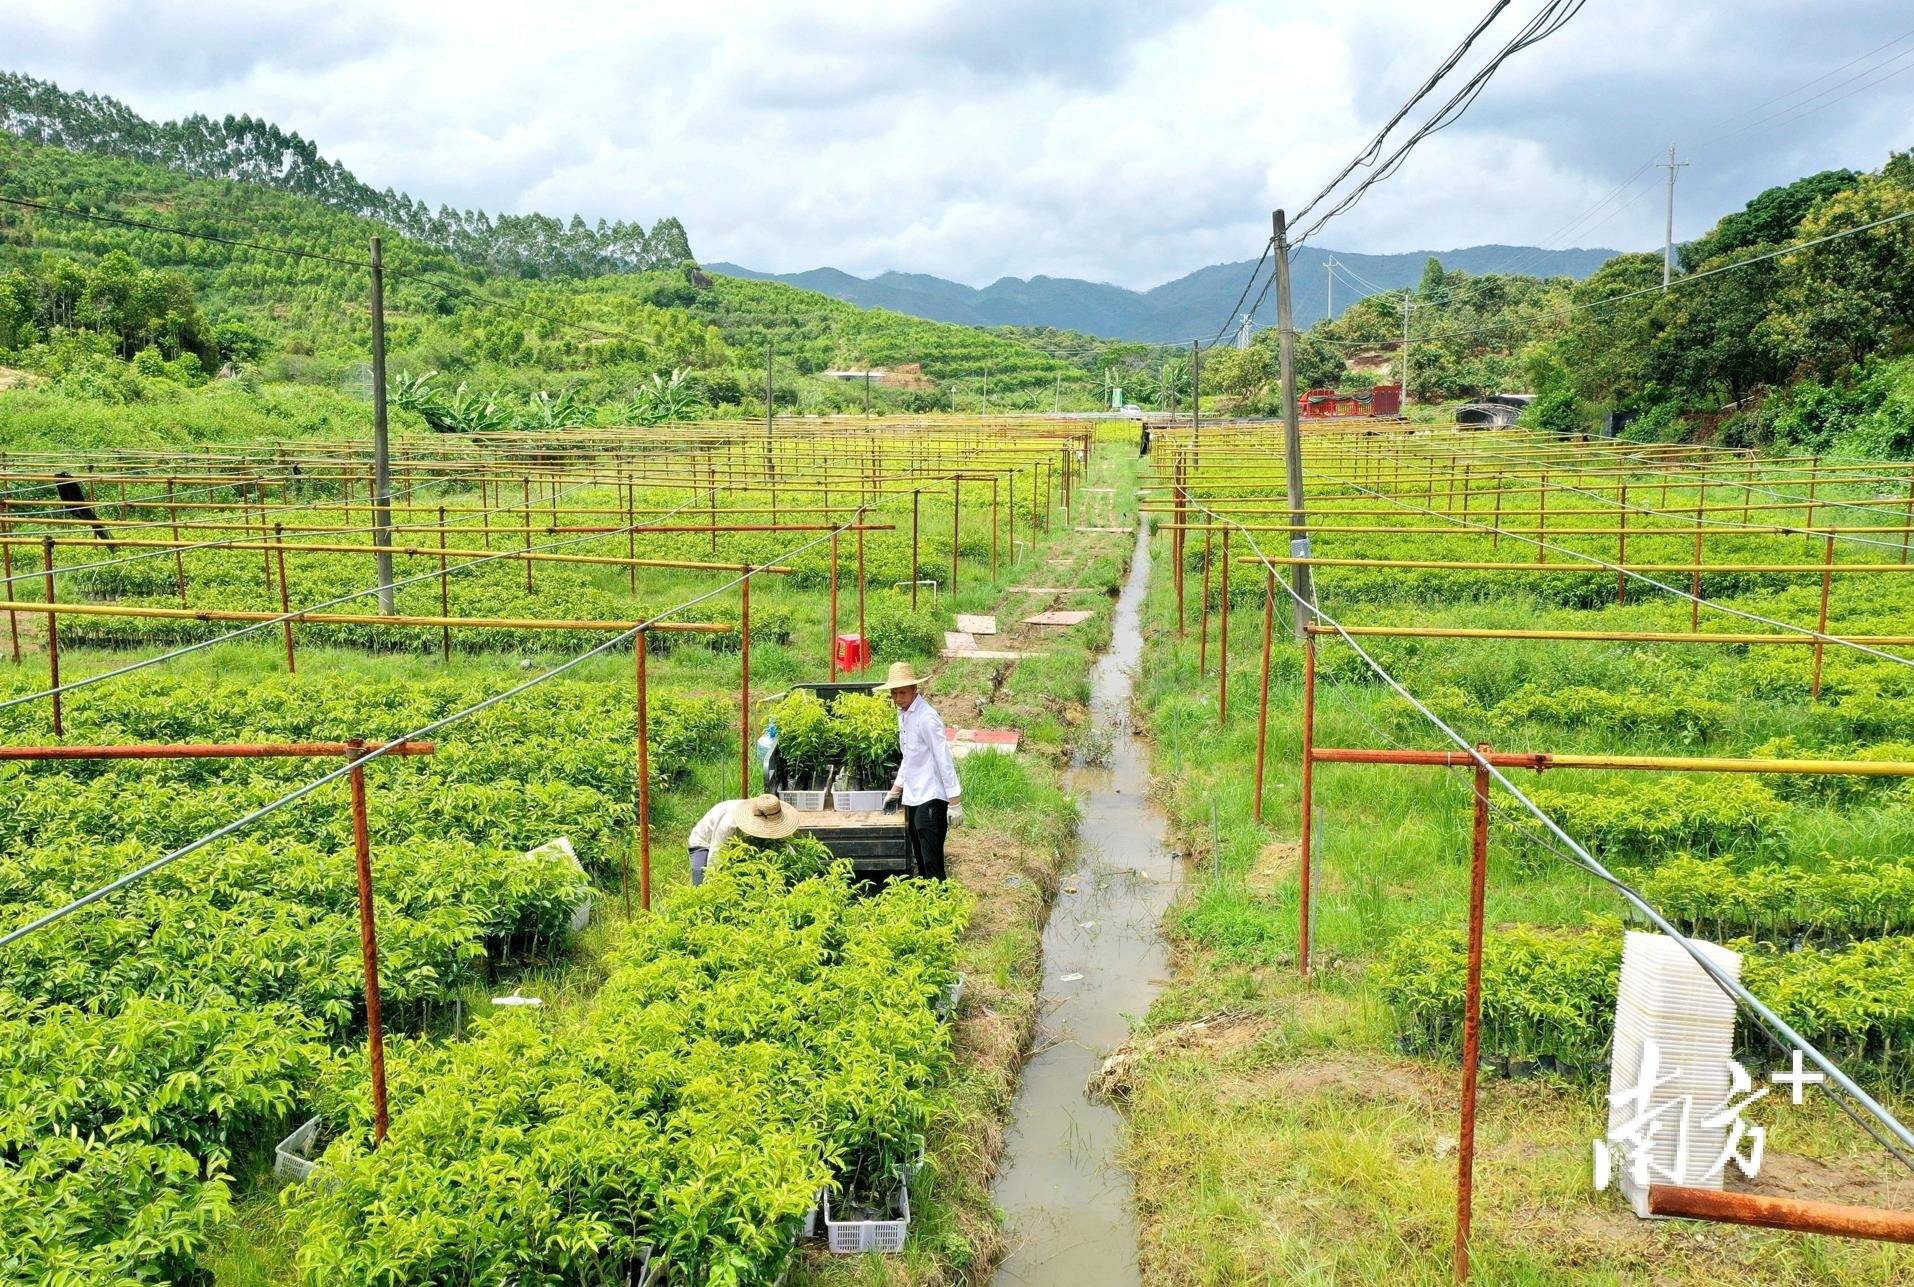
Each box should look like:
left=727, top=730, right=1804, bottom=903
left=711, top=243, right=1618, bottom=341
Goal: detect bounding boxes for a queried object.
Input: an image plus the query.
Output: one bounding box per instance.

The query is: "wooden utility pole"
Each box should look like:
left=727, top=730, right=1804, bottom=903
left=1272, top=210, right=1315, bottom=636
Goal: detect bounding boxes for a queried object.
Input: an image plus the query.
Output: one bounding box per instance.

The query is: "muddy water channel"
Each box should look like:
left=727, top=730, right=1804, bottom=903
left=991, top=520, right=1183, bottom=1286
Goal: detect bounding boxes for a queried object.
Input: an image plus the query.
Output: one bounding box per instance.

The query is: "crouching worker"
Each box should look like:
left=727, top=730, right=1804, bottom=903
left=686, top=793, right=800, bottom=884
left=877, top=661, right=963, bottom=879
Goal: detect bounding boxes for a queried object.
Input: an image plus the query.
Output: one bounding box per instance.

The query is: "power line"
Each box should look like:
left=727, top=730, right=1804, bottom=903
left=1291, top=0, right=1517, bottom=226
left=1293, top=0, right=1592, bottom=248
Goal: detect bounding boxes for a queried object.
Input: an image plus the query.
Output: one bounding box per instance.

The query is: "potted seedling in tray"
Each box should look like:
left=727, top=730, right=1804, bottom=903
left=770, top=689, right=838, bottom=809
left=829, top=692, right=901, bottom=812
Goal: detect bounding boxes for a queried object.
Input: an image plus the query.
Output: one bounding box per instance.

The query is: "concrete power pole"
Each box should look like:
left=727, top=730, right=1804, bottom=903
left=764, top=339, right=774, bottom=440
left=1659, top=144, right=1689, bottom=290
left=1326, top=255, right=1334, bottom=323
left=1401, top=294, right=1413, bottom=413
left=1272, top=210, right=1315, bottom=635
left=1190, top=339, right=1200, bottom=446
left=368, top=235, right=394, bottom=615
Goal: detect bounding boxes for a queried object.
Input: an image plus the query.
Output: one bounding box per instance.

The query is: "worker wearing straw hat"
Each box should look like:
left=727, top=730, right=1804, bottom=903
left=686, top=793, right=800, bottom=885
left=878, top=661, right=962, bottom=880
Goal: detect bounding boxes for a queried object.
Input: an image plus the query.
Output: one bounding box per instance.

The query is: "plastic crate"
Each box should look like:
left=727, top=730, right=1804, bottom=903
left=833, top=786, right=890, bottom=812
left=824, top=1180, right=910, bottom=1254
left=778, top=768, right=835, bottom=812
left=275, top=1115, right=323, bottom=1184
left=933, top=974, right=965, bottom=1021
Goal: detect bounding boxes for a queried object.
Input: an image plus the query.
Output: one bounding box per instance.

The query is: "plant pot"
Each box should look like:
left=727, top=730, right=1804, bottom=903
left=824, top=1177, right=910, bottom=1255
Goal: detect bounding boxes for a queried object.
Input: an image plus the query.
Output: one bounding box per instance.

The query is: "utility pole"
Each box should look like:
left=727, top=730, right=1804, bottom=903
left=1054, top=374, right=1061, bottom=413
left=764, top=339, right=774, bottom=439
left=1273, top=210, right=1315, bottom=636
left=1326, top=255, right=1334, bottom=323
left=1401, top=294, right=1413, bottom=412
left=368, top=235, right=394, bottom=615
left=1190, top=339, right=1200, bottom=446
left=1659, top=144, right=1689, bottom=290
left=863, top=369, right=871, bottom=417
left=982, top=365, right=989, bottom=416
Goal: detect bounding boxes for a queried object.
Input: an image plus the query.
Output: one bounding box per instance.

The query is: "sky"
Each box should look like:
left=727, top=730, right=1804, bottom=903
left=7, top=1, right=1914, bottom=289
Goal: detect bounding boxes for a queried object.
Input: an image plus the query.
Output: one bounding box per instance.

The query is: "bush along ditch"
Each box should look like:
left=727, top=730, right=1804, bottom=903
left=285, top=838, right=972, bottom=1286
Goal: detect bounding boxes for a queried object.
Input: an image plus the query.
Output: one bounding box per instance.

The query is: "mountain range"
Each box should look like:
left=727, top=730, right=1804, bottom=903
left=709, top=243, right=1619, bottom=344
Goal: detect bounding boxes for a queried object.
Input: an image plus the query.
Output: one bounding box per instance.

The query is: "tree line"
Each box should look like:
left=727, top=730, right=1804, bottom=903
left=0, top=71, right=695, bottom=281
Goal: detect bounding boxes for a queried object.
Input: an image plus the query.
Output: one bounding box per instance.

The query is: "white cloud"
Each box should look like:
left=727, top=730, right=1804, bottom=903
left=5, top=0, right=1911, bottom=286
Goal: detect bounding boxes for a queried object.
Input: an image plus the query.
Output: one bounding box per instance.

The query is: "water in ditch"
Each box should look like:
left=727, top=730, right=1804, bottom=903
left=990, top=518, right=1183, bottom=1286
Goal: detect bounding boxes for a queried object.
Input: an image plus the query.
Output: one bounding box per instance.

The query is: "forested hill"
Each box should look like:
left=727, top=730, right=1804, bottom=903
left=0, top=71, right=693, bottom=281
left=0, top=130, right=1098, bottom=447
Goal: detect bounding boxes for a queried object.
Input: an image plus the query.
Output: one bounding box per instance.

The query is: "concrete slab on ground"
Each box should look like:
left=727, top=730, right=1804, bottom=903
left=955, top=613, right=998, bottom=635
left=1023, top=610, right=1095, bottom=627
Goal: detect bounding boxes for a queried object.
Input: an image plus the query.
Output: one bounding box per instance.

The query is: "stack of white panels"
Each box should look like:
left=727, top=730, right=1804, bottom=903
left=1607, top=930, right=1743, bottom=1217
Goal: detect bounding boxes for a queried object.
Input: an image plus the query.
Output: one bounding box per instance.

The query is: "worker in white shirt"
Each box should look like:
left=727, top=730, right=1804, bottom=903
left=877, top=661, right=962, bottom=879
left=686, top=793, right=800, bottom=885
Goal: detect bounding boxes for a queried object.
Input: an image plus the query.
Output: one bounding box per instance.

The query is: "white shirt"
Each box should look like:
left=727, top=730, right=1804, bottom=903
left=688, top=799, right=739, bottom=853
left=892, top=695, right=961, bottom=807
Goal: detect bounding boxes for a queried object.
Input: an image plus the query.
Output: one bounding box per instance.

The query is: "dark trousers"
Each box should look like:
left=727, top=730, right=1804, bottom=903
left=903, top=799, right=949, bottom=880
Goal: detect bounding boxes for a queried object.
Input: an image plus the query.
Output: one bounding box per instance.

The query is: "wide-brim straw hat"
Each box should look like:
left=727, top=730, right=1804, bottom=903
left=875, top=660, right=929, bottom=692
left=733, top=793, right=801, bottom=840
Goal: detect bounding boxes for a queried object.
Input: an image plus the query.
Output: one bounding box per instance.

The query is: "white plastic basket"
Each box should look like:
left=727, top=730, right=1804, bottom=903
left=833, top=786, right=890, bottom=812
left=275, top=1114, right=323, bottom=1184
left=778, top=768, right=835, bottom=813
left=933, top=974, right=965, bottom=1021
left=525, top=836, right=592, bottom=933
left=824, top=1180, right=910, bottom=1254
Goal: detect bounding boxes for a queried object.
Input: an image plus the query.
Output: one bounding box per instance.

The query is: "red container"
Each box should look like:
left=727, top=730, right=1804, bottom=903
left=834, top=633, right=870, bottom=672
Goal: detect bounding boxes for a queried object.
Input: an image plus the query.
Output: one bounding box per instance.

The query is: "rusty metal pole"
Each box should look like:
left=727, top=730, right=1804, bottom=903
left=1690, top=512, right=1704, bottom=631
left=1811, top=533, right=1835, bottom=701
left=951, top=477, right=961, bottom=596
left=1537, top=473, right=1548, bottom=564
left=274, top=525, right=296, bottom=674
left=911, top=490, right=921, bottom=606
left=1456, top=747, right=1492, bottom=1282
left=1199, top=531, right=1213, bottom=676
left=522, top=477, right=534, bottom=594
left=1, top=534, right=17, bottom=663
left=635, top=630, right=650, bottom=914
left=1646, top=1185, right=1914, bottom=1243
left=1218, top=529, right=1231, bottom=724
left=991, top=475, right=999, bottom=580
left=1902, top=474, right=1913, bottom=566
left=437, top=506, right=451, bottom=664
left=346, top=741, right=391, bottom=1145
left=829, top=529, right=840, bottom=681
left=1298, top=634, right=1316, bottom=976
left=856, top=523, right=867, bottom=673
left=1254, top=568, right=1275, bottom=822
left=739, top=571, right=752, bottom=796
left=33, top=536, right=63, bottom=736
left=167, top=478, right=187, bottom=605
left=1617, top=485, right=1629, bottom=606
left=625, top=483, right=637, bottom=594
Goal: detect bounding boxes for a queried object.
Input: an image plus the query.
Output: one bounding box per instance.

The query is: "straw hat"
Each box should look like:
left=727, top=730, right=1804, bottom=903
left=875, top=660, right=929, bottom=692
left=733, top=793, right=801, bottom=840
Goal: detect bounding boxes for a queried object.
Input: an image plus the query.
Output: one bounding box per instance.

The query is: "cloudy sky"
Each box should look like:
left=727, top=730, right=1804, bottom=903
left=8, top=1, right=1913, bottom=288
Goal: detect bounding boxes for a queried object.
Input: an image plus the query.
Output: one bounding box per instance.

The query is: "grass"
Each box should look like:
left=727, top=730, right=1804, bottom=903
left=1124, top=445, right=1914, bottom=1284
